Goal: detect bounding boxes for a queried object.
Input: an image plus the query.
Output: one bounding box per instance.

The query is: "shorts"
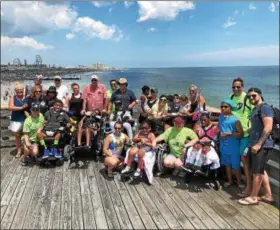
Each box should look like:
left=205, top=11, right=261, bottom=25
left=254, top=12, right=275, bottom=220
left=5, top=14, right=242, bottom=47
left=248, top=148, right=271, bottom=175
left=221, top=152, right=240, bottom=170
left=164, top=153, right=178, bottom=162
left=240, top=136, right=249, bottom=156
left=9, top=121, right=24, bottom=133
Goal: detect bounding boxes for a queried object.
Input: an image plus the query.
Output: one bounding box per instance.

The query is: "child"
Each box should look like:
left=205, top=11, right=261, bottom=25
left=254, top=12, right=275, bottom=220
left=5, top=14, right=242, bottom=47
left=219, top=99, right=244, bottom=188
left=178, top=95, right=191, bottom=115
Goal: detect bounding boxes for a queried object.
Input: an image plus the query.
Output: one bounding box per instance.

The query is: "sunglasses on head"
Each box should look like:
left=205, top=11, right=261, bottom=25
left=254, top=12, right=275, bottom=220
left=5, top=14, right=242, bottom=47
left=220, top=105, right=230, bottom=109
left=232, top=86, right=241, bottom=89
left=248, top=94, right=258, bottom=99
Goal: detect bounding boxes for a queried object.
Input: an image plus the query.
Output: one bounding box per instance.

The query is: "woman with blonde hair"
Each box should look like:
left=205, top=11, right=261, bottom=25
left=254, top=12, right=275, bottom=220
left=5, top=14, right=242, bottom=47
left=8, top=83, right=28, bottom=158
left=27, top=85, right=48, bottom=115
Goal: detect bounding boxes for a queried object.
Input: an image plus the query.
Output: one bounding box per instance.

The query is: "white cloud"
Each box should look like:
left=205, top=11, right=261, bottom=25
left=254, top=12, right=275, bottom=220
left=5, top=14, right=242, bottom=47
left=72, top=17, right=123, bottom=41
left=185, top=45, right=279, bottom=61
left=223, top=17, right=236, bottom=28
left=268, top=2, right=276, bottom=12
left=249, top=3, right=256, bottom=10
left=66, top=33, right=75, bottom=40
left=137, top=1, right=195, bottom=22
left=124, top=1, right=134, bottom=8
left=1, top=1, right=77, bottom=36
left=92, top=1, right=115, bottom=8
left=233, top=10, right=239, bottom=15
left=147, top=27, right=156, bottom=32
left=1, top=36, right=54, bottom=50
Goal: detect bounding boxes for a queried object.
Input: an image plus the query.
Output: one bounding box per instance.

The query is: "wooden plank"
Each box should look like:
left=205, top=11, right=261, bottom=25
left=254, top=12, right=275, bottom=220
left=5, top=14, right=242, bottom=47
left=1, top=160, right=24, bottom=219
left=113, top=174, right=145, bottom=229
left=71, top=169, right=84, bottom=229
left=141, top=180, right=182, bottom=229
left=157, top=177, right=207, bottom=229
left=87, top=162, right=108, bottom=229
left=166, top=177, right=220, bottom=229
left=34, top=168, right=56, bottom=229
left=219, top=185, right=279, bottom=229
left=1, top=150, right=16, bottom=185
left=79, top=168, right=96, bottom=229
left=132, top=179, right=169, bottom=229
left=0, top=165, right=33, bottom=229
left=48, top=166, right=63, bottom=229
left=10, top=165, right=40, bottom=229
left=97, top=164, right=133, bottom=229
left=92, top=161, right=120, bottom=229
left=123, top=177, right=157, bottom=229
left=22, top=168, right=48, bottom=229
left=60, top=162, right=72, bottom=229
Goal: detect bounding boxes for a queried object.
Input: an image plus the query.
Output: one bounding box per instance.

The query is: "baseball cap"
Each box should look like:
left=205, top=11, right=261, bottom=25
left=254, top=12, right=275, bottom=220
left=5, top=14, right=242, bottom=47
left=31, top=102, right=40, bottom=111
left=91, top=75, right=99, bottom=80
left=54, top=75, right=61, bottom=80
left=47, top=86, right=57, bottom=94
left=174, top=116, right=185, bottom=125
left=150, top=87, right=158, bottom=93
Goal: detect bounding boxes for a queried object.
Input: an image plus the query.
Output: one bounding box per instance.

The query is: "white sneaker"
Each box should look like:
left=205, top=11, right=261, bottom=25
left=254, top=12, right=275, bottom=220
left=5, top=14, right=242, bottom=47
left=134, top=168, right=141, bottom=177
left=121, top=166, right=131, bottom=174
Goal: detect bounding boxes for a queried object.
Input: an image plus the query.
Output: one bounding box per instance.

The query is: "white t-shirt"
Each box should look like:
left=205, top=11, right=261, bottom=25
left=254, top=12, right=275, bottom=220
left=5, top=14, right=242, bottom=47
left=56, top=85, right=68, bottom=102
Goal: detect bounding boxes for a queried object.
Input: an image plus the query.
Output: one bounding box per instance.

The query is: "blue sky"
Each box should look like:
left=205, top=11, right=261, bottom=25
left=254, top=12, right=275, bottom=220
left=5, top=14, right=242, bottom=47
left=1, top=1, right=279, bottom=67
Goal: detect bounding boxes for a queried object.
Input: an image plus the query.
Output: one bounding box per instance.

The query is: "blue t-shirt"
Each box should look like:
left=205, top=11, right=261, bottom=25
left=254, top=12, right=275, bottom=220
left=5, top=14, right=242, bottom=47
left=219, top=114, right=240, bottom=155
left=249, top=103, right=274, bottom=148
left=111, top=89, right=136, bottom=113
left=11, top=96, right=28, bottom=122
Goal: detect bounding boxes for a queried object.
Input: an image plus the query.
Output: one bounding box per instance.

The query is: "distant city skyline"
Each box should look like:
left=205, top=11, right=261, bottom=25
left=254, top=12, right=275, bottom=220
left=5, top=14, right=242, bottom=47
left=1, top=1, right=279, bottom=68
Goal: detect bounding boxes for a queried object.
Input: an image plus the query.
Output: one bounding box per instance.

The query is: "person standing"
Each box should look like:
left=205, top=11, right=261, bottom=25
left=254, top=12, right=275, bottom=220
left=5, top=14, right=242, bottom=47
left=54, top=75, right=68, bottom=103
left=230, top=77, right=254, bottom=197
left=238, top=88, right=274, bottom=205
left=107, top=79, right=118, bottom=113
left=25, top=75, right=43, bottom=98
left=138, top=85, right=150, bottom=123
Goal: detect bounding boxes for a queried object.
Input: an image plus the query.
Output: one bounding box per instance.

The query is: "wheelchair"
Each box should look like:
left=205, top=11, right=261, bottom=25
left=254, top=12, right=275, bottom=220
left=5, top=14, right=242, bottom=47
left=63, top=112, right=104, bottom=165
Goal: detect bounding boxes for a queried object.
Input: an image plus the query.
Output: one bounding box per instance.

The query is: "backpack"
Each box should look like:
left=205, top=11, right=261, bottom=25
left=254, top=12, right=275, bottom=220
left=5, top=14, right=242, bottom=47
left=230, top=94, right=252, bottom=113
left=257, top=103, right=280, bottom=142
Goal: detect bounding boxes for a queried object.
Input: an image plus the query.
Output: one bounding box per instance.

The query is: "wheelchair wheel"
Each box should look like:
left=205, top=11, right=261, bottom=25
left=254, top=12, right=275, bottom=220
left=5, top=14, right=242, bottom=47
left=64, top=145, right=74, bottom=161
left=56, top=158, right=64, bottom=166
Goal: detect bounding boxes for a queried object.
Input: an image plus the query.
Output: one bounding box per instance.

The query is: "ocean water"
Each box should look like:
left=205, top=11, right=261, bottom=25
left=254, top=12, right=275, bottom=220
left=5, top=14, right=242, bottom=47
left=1, top=66, right=279, bottom=108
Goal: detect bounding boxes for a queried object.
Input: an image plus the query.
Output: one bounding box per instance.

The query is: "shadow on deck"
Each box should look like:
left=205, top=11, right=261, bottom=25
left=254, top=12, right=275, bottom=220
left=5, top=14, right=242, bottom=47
left=1, top=148, right=279, bottom=229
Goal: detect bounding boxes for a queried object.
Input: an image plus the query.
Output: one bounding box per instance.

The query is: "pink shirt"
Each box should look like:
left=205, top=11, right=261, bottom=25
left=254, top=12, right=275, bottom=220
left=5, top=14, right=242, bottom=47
left=82, top=84, right=107, bottom=111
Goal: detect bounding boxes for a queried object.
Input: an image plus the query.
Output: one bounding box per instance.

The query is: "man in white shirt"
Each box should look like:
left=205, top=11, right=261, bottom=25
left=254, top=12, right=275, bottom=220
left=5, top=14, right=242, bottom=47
left=54, top=76, right=68, bottom=103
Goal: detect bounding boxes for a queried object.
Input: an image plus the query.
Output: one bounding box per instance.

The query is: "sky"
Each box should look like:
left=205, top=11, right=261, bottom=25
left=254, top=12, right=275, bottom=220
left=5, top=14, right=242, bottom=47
left=1, top=1, right=279, bottom=68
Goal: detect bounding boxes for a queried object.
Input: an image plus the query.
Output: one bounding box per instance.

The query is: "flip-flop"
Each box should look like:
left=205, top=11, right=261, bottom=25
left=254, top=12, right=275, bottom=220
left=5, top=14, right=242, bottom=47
left=223, top=182, right=232, bottom=188
left=260, top=196, right=275, bottom=204
left=237, top=191, right=251, bottom=198
left=238, top=197, right=259, bottom=205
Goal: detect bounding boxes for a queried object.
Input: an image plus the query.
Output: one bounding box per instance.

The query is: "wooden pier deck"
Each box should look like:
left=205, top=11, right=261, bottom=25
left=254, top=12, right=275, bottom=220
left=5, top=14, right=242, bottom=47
left=1, top=147, right=279, bottom=230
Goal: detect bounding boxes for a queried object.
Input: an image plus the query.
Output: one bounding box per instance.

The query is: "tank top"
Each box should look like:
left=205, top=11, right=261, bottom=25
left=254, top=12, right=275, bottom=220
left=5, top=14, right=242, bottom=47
left=69, top=93, right=83, bottom=119
left=108, top=133, right=126, bottom=157
left=218, top=114, right=239, bottom=155
left=198, top=125, right=218, bottom=143
left=138, top=131, right=153, bottom=151
left=11, top=96, right=27, bottom=122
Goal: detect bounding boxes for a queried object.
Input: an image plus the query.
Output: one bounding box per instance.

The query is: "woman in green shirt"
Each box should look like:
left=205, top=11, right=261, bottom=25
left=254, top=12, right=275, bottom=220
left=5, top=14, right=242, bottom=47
left=21, top=102, right=45, bottom=166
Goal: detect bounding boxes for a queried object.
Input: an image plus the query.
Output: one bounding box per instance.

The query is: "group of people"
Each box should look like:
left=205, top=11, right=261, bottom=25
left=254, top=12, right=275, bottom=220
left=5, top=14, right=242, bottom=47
left=7, top=74, right=275, bottom=206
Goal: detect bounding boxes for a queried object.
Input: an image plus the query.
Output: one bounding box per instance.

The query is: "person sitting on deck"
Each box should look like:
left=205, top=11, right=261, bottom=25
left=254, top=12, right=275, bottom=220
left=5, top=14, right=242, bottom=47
left=152, top=116, right=199, bottom=175
left=121, top=121, right=156, bottom=177
left=178, top=95, right=191, bottom=116
left=21, top=102, right=44, bottom=166
left=103, top=121, right=130, bottom=178
left=37, top=99, right=71, bottom=159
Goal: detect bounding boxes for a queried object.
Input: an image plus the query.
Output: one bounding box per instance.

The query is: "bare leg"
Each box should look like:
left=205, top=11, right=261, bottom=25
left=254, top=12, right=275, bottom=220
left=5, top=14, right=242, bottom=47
left=233, top=169, right=242, bottom=185
left=127, top=147, right=138, bottom=167
left=15, top=132, right=22, bottom=157
left=242, top=155, right=251, bottom=193
left=251, top=174, right=263, bottom=199
left=137, top=148, right=146, bottom=169
left=226, top=166, right=233, bottom=184
left=77, top=126, right=83, bottom=146
left=262, top=171, right=273, bottom=199
left=85, top=128, right=92, bottom=147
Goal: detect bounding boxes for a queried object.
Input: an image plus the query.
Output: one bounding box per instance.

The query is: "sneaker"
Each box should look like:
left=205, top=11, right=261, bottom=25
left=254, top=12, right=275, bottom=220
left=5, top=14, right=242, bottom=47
left=172, top=168, right=180, bottom=176
left=51, top=148, right=62, bottom=158
left=42, top=149, right=50, bottom=159
left=134, top=168, right=141, bottom=177
left=21, top=160, right=28, bottom=166
left=121, top=166, right=131, bottom=174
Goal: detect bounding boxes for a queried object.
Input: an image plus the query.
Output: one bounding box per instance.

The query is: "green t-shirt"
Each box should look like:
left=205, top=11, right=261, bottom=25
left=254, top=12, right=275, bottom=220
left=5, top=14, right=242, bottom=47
left=231, top=92, right=255, bottom=137
left=160, top=127, right=198, bottom=158
left=107, top=89, right=115, bottom=112
left=22, top=113, right=45, bottom=142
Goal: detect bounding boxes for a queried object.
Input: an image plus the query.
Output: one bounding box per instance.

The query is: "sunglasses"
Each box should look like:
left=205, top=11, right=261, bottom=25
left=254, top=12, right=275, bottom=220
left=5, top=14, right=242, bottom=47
left=54, top=79, right=61, bottom=81
left=141, top=127, right=149, bottom=130
left=160, top=98, right=167, bottom=101
left=220, top=105, right=230, bottom=109
left=248, top=94, right=258, bottom=99
left=32, top=109, right=39, bottom=112
left=232, top=86, right=241, bottom=89
left=72, top=87, right=79, bottom=90
left=119, top=83, right=126, bottom=86
left=114, top=127, right=122, bottom=130
left=91, top=79, right=98, bottom=82
left=35, top=91, right=41, bottom=93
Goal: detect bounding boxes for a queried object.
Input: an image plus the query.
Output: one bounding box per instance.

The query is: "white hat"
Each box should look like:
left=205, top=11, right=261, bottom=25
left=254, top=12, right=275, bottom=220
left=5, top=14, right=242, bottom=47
left=91, top=75, right=99, bottom=80
left=54, top=75, right=62, bottom=80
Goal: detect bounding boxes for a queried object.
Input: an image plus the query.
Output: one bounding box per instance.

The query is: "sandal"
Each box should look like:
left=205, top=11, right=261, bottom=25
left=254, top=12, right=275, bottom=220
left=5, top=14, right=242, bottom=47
left=237, top=191, right=251, bottom=198
left=238, top=196, right=259, bottom=205
left=260, top=196, right=275, bottom=204
left=15, top=152, right=21, bottom=158
left=223, top=182, right=232, bottom=188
